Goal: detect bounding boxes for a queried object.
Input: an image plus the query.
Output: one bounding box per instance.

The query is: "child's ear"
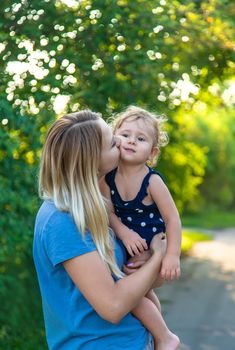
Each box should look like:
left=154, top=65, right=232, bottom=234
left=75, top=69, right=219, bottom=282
left=147, top=147, right=159, bottom=167
left=149, top=147, right=159, bottom=161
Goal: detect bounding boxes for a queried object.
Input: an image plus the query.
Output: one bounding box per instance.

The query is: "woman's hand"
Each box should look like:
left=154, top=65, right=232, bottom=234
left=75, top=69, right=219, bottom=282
left=123, top=234, right=167, bottom=274
left=150, top=232, right=167, bottom=254
left=123, top=250, right=151, bottom=275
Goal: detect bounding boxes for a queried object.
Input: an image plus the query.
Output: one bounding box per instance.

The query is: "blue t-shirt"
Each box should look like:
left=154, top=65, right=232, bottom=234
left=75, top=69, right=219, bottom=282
left=33, top=200, right=149, bottom=350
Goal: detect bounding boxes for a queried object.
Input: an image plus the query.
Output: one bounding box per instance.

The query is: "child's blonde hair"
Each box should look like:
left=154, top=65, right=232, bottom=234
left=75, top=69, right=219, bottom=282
left=39, top=110, right=122, bottom=278
left=112, top=105, right=168, bottom=166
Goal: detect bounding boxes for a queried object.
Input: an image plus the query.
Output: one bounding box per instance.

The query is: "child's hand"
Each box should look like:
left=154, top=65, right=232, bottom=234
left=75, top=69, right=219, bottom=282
left=160, top=254, right=181, bottom=281
left=122, top=230, right=148, bottom=257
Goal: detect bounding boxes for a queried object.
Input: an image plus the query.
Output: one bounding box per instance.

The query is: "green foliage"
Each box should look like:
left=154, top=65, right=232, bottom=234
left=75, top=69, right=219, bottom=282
left=0, top=257, right=47, bottom=350
left=158, top=138, right=207, bottom=212
left=197, top=108, right=235, bottom=208
left=0, top=0, right=234, bottom=348
left=175, top=100, right=235, bottom=210
left=0, top=99, right=45, bottom=348
left=182, top=208, right=235, bottom=230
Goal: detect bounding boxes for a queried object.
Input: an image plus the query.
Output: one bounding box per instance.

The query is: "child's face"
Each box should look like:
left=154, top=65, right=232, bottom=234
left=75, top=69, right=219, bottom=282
left=98, top=118, right=120, bottom=177
left=115, top=118, right=157, bottom=165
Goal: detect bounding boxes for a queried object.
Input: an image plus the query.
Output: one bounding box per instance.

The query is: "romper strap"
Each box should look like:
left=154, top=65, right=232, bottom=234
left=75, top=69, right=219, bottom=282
left=105, top=168, right=117, bottom=189
left=137, top=168, right=165, bottom=202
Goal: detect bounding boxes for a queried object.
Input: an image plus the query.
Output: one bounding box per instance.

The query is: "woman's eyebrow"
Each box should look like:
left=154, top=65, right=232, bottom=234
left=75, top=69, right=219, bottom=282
left=118, top=128, right=130, bottom=133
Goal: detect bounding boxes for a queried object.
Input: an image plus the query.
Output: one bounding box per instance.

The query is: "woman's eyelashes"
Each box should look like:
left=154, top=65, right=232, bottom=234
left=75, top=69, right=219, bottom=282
left=111, top=136, right=120, bottom=148
left=111, top=138, right=116, bottom=147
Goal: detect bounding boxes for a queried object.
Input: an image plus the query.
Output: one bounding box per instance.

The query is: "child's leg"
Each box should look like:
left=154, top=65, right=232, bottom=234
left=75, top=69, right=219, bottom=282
left=132, top=296, right=180, bottom=350
left=146, top=289, right=161, bottom=312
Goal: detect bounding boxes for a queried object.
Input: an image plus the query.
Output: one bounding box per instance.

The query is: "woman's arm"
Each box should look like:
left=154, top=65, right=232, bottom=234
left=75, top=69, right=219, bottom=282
left=123, top=250, right=164, bottom=288
left=63, top=234, right=166, bottom=324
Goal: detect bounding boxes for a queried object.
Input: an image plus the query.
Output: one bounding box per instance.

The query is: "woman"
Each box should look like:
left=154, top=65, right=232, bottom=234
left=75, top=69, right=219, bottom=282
left=33, top=110, right=166, bottom=350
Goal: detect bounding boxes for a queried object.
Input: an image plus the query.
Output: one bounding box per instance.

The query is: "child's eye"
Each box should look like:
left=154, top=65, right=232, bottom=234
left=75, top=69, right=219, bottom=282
left=138, top=137, right=145, bottom=141
left=122, top=133, right=129, bottom=138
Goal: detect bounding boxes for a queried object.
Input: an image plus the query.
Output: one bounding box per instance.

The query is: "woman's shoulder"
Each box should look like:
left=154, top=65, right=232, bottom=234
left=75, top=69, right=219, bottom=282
left=35, top=201, right=96, bottom=265
left=37, top=200, right=74, bottom=229
left=35, top=201, right=84, bottom=247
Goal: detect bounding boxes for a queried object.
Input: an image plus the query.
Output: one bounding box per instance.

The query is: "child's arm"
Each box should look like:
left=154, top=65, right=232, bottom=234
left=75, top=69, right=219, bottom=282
left=149, top=174, right=182, bottom=281
left=109, top=211, right=148, bottom=257
left=99, top=176, right=148, bottom=257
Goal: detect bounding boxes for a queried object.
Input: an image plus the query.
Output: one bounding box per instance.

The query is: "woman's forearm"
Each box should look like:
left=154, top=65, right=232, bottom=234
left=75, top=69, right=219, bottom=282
left=64, top=236, right=166, bottom=324
left=112, top=243, right=164, bottom=322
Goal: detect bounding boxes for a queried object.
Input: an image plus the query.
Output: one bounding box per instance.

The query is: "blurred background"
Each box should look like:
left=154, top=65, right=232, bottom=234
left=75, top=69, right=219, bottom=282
left=0, top=0, right=234, bottom=349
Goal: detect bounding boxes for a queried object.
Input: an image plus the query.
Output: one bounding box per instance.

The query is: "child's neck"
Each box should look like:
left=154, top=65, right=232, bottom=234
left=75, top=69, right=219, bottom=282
left=117, top=161, right=148, bottom=178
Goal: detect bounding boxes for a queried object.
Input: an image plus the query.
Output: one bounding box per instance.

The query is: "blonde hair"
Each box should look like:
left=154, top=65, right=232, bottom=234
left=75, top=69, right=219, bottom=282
left=39, top=110, right=122, bottom=277
left=113, top=105, right=168, bottom=166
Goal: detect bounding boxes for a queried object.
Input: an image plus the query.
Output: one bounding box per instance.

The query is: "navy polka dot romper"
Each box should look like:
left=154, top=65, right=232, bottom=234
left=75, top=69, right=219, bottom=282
left=105, top=167, right=166, bottom=247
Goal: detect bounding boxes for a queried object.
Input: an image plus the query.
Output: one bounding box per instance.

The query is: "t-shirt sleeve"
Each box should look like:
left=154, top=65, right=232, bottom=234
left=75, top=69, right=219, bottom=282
left=43, top=210, right=97, bottom=267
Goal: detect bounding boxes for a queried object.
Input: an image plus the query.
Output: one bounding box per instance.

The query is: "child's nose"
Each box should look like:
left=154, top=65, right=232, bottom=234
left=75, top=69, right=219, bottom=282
left=128, top=136, right=136, bottom=144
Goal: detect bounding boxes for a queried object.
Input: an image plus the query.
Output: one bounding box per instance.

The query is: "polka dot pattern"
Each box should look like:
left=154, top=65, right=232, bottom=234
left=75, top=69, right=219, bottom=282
left=105, top=167, right=166, bottom=247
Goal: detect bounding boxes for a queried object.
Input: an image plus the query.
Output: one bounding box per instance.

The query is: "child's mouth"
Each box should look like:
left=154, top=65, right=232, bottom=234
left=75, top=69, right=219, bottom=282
left=123, top=147, right=136, bottom=153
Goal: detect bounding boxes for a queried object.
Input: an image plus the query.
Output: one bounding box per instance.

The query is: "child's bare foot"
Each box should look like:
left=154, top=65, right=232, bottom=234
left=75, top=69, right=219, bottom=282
left=156, top=332, right=180, bottom=350
left=150, top=233, right=167, bottom=258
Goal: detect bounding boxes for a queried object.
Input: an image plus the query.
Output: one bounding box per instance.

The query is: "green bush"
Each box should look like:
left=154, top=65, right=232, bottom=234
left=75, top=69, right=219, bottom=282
left=0, top=0, right=234, bottom=348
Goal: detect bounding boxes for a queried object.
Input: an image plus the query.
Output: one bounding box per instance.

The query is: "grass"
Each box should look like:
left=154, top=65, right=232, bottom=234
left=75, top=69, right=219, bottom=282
left=181, top=229, right=213, bottom=255
left=182, top=209, right=235, bottom=229
left=180, top=208, right=234, bottom=255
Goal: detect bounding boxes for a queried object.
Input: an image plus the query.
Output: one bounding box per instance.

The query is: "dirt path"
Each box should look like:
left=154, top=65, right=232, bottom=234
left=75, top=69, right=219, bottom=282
left=156, top=228, right=235, bottom=350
